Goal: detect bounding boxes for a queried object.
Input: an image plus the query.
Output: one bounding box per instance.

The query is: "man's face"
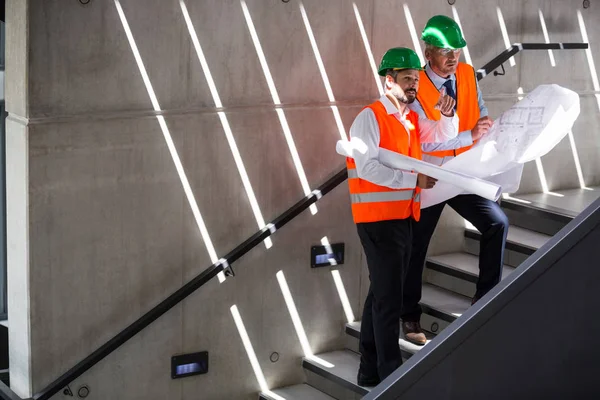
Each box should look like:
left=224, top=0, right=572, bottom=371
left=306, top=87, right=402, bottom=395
left=388, top=69, right=419, bottom=104
left=426, top=46, right=461, bottom=77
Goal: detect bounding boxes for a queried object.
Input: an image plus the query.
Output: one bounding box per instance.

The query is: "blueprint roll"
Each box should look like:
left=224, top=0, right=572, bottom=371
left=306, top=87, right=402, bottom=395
left=377, top=149, right=502, bottom=202
left=336, top=139, right=502, bottom=202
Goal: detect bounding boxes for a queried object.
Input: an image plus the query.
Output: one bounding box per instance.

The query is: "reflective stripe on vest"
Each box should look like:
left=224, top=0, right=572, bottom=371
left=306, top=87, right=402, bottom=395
left=417, top=63, right=480, bottom=159
left=350, top=190, right=415, bottom=204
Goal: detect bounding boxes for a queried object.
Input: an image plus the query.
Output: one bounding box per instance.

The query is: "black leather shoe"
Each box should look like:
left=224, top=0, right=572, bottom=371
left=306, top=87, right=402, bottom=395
left=357, top=371, right=380, bottom=387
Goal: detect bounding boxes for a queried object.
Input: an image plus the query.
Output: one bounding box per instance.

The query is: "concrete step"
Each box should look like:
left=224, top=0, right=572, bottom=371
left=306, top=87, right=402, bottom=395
left=510, top=187, right=599, bottom=216
left=347, top=283, right=470, bottom=342
left=344, top=321, right=433, bottom=356
left=304, top=290, right=459, bottom=400
left=500, top=198, right=572, bottom=236
left=259, top=384, right=336, bottom=400
left=303, top=350, right=368, bottom=399
left=464, top=225, right=551, bottom=268
left=424, top=252, right=515, bottom=298
left=418, top=283, right=472, bottom=329
left=303, top=282, right=471, bottom=398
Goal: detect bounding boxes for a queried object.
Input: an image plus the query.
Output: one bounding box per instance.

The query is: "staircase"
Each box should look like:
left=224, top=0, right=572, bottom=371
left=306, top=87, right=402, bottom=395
left=259, top=187, right=599, bottom=400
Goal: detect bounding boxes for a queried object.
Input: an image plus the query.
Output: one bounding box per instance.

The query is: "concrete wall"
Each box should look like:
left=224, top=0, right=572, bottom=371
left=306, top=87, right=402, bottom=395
left=5, top=0, right=600, bottom=399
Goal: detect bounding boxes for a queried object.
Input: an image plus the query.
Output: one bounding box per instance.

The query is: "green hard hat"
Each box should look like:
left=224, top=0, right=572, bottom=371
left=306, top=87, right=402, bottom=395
left=421, top=15, right=467, bottom=49
left=377, top=47, right=423, bottom=76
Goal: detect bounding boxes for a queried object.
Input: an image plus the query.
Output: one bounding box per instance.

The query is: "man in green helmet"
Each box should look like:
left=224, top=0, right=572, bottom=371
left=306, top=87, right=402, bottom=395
left=401, top=15, right=509, bottom=346
left=346, top=47, right=458, bottom=386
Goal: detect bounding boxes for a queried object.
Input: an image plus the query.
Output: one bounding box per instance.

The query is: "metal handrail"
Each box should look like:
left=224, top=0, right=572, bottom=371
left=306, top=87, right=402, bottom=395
left=476, top=42, right=588, bottom=80
left=0, top=41, right=589, bottom=400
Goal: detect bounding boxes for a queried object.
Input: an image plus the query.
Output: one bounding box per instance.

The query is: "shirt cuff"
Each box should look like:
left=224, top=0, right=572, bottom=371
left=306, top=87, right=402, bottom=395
left=458, top=130, right=474, bottom=146
left=441, top=113, right=460, bottom=139
left=402, top=172, right=418, bottom=189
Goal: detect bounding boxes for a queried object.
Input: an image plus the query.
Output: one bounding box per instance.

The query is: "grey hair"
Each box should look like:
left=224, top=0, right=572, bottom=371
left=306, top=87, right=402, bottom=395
left=424, top=43, right=437, bottom=58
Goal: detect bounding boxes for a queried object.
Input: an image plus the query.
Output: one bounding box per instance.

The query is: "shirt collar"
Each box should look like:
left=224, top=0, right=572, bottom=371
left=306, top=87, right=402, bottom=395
left=380, top=94, right=410, bottom=118
left=425, top=62, right=455, bottom=89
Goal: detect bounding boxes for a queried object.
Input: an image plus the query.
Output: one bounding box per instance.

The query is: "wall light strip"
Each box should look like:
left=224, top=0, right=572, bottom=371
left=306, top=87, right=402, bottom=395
left=322, top=236, right=355, bottom=324
left=276, top=271, right=334, bottom=368
left=502, top=193, right=532, bottom=204
left=181, top=0, right=272, bottom=248
left=567, top=130, right=588, bottom=189
left=538, top=9, right=556, bottom=67
left=496, top=7, right=516, bottom=67
left=230, top=306, right=286, bottom=400
left=241, top=0, right=317, bottom=215
left=535, top=158, right=550, bottom=193
left=535, top=158, right=564, bottom=197
left=577, top=10, right=600, bottom=113
left=299, top=1, right=348, bottom=141
left=403, top=4, right=425, bottom=66
left=331, top=270, right=355, bottom=324
left=115, top=0, right=224, bottom=281
left=353, top=3, right=384, bottom=96
left=451, top=6, right=473, bottom=66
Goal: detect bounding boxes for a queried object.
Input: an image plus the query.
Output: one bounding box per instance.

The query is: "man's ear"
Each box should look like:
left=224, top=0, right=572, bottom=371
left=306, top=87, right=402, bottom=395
left=385, top=75, right=394, bottom=89
left=424, top=48, right=432, bottom=62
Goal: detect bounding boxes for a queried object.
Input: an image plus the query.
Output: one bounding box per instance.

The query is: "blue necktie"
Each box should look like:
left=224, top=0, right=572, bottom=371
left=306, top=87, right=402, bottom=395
left=442, top=80, right=456, bottom=111
left=443, top=79, right=456, bottom=99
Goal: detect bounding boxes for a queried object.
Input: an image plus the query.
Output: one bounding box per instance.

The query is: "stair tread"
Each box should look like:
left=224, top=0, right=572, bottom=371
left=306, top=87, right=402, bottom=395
left=421, top=283, right=471, bottom=318
left=515, top=187, right=600, bottom=216
left=466, top=225, right=551, bottom=250
left=346, top=321, right=434, bottom=354
left=261, top=384, right=335, bottom=400
left=303, top=350, right=368, bottom=395
left=428, top=252, right=514, bottom=279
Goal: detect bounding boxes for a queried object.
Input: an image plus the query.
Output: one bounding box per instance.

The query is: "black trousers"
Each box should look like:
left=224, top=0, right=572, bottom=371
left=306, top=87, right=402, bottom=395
left=402, top=194, right=509, bottom=322
left=357, top=218, right=412, bottom=381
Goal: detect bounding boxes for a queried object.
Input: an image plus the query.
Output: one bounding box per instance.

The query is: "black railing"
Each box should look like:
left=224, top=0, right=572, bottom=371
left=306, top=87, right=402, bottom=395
left=0, top=41, right=588, bottom=400
left=476, top=42, right=589, bottom=80
left=29, top=168, right=347, bottom=400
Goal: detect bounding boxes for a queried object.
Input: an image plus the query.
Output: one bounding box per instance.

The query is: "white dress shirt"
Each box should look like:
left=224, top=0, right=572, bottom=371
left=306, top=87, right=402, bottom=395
left=349, top=94, right=459, bottom=190
left=409, top=62, right=488, bottom=166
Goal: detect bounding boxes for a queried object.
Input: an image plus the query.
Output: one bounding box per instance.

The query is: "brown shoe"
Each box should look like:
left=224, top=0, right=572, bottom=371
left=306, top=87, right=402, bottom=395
left=402, top=321, right=427, bottom=346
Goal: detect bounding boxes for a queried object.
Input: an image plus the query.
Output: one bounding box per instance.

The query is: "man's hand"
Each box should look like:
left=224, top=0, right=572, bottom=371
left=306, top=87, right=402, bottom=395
left=434, top=87, right=456, bottom=117
left=417, top=173, right=437, bottom=189
left=471, top=116, right=494, bottom=141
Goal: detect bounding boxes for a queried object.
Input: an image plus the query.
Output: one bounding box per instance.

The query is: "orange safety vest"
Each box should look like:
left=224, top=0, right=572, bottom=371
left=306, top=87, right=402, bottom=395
left=346, top=100, right=422, bottom=224
left=417, top=62, right=480, bottom=158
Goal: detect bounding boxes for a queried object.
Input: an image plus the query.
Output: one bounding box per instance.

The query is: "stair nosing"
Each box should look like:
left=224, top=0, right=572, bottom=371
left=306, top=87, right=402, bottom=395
left=260, top=384, right=335, bottom=400
left=426, top=257, right=478, bottom=283
left=464, top=227, right=541, bottom=255
left=420, top=283, right=471, bottom=322
left=426, top=253, right=515, bottom=284
left=302, top=353, right=369, bottom=396
left=501, top=197, right=574, bottom=222
left=344, top=323, right=425, bottom=359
